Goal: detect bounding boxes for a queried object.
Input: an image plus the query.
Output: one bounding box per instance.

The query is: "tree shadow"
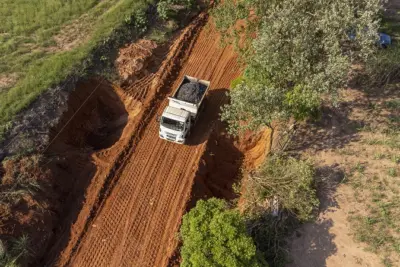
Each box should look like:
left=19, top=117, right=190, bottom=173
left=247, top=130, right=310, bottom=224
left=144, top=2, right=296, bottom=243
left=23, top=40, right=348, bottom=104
left=315, top=164, right=345, bottom=212
left=288, top=219, right=337, bottom=267
left=288, top=104, right=364, bottom=153
left=186, top=118, right=243, bottom=209
left=284, top=164, right=343, bottom=267
left=348, top=70, right=400, bottom=136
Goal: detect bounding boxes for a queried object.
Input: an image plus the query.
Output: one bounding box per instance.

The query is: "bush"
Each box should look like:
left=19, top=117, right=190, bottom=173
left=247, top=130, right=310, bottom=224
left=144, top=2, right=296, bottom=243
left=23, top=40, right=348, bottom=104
left=157, top=0, right=195, bottom=20
left=180, top=198, right=265, bottom=267
left=365, top=44, right=400, bottom=86
left=243, top=155, right=319, bottom=221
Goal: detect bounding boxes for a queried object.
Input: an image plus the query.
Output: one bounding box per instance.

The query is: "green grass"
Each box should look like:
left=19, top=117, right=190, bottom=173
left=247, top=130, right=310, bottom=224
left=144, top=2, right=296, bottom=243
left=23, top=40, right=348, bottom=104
left=384, top=99, right=400, bottom=110
left=349, top=181, right=400, bottom=252
left=348, top=165, right=400, bottom=259
left=0, top=235, right=32, bottom=267
left=363, top=135, right=400, bottom=149
left=373, top=152, right=386, bottom=160
left=0, top=0, right=154, bottom=138
left=354, top=162, right=366, bottom=174
left=388, top=168, right=398, bottom=177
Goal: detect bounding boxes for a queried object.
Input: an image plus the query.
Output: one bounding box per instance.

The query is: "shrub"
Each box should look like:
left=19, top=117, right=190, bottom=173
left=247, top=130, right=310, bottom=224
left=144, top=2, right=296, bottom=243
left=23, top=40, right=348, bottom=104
left=180, top=198, right=265, bottom=267
left=365, top=44, right=400, bottom=86
left=157, top=0, right=195, bottom=20
left=243, top=155, right=319, bottom=221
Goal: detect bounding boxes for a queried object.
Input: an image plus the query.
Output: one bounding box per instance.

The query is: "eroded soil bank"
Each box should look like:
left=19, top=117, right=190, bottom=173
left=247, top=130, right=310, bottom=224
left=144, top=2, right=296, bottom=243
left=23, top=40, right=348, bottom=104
left=0, top=78, right=142, bottom=266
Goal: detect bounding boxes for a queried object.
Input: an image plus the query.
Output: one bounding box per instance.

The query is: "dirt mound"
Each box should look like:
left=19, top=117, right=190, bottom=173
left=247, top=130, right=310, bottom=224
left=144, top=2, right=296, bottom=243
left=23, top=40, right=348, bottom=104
left=116, top=40, right=158, bottom=83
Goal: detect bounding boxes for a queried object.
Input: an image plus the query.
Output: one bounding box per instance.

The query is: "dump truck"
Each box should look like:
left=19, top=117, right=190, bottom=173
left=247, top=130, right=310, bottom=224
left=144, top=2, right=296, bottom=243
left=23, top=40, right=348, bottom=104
left=158, top=75, right=210, bottom=144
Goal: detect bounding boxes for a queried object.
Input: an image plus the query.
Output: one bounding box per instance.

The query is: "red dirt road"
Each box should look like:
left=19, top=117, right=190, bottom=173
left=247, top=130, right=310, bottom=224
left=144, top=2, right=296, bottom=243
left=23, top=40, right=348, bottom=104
left=61, top=18, right=240, bottom=267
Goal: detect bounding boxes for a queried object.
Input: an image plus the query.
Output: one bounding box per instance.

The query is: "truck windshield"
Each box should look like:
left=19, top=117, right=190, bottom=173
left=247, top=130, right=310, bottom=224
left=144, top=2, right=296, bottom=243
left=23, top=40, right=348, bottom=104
left=161, top=117, right=185, bottom=131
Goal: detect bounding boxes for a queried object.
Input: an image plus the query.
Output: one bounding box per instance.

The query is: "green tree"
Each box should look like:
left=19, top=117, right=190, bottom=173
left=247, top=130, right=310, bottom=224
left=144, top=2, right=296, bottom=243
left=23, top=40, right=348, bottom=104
left=215, top=0, right=382, bottom=133
left=180, top=198, right=265, bottom=267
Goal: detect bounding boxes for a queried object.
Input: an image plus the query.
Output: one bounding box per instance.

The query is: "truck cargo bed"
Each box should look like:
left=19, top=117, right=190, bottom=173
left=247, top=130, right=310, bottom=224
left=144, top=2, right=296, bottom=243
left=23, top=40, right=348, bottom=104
left=168, top=75, right=210, bottom=119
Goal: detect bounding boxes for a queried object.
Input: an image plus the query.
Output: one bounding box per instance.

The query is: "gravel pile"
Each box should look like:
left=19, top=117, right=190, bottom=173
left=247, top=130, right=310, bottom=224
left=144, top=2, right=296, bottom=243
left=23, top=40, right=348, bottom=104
left=177, top=82, right=202, bottom=103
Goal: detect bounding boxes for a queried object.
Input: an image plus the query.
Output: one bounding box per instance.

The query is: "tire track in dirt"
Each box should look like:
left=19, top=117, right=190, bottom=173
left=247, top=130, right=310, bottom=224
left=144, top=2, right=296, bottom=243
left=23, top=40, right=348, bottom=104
left=61, top=16, right=240, bottom=267
left=51, top=14, right=207, bottom=267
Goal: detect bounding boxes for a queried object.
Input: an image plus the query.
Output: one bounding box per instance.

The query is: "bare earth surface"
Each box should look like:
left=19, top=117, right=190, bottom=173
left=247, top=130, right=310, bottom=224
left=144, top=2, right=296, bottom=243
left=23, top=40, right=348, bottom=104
left=288, top=85, right=400, bottom=267
left=53, top=16, right=240, bottom=267
left=288, top=171, right=383, bottom=267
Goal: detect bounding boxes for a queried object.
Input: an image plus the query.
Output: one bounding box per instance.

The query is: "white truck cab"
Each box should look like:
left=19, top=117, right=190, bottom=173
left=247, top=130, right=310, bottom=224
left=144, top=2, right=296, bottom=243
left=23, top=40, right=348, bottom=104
left=159, top=106, right=191, bottom=144
left=158, top=75, right=210, bottom=144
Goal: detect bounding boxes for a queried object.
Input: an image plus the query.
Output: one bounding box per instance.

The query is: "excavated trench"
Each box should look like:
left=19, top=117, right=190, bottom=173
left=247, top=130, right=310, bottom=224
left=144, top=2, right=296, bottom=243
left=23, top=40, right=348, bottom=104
left=41, top=15, right=210, bottom=266
left=49, top=79, right=129, bottom=152
left=38, top=78, right=140, bottom=266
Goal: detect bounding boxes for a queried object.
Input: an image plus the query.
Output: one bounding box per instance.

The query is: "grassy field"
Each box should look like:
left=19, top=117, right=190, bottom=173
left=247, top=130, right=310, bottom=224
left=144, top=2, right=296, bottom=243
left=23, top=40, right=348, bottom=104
left=0, top=0, right=153, bottom=136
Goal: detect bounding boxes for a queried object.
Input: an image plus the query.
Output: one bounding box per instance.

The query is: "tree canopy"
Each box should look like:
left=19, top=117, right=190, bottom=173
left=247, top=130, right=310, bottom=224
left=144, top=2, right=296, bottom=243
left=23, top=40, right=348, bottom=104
left=213, top=0, right=382, bottom=133
left=180, top=198, right=265, bottom=267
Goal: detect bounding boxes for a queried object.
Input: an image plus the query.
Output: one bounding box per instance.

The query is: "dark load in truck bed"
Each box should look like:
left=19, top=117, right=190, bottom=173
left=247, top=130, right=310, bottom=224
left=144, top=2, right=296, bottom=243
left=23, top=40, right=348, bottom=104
left=176, top=77, right=208, bottom=104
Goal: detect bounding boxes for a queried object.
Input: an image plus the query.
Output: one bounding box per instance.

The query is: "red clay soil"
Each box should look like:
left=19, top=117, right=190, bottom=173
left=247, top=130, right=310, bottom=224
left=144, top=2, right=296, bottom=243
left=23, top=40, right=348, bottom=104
left=0, top=155, right=56, bottom=264
left=48, top=15, right=241, bottom=267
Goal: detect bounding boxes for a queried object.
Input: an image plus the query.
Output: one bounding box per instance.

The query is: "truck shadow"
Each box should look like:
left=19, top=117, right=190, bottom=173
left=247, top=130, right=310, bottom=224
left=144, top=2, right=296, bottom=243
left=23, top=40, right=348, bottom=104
left=185, top=88, right=244, bottom=206
left=185, top=88, right=230, bottom=146
left=168, top=89, right=244, bottom=266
